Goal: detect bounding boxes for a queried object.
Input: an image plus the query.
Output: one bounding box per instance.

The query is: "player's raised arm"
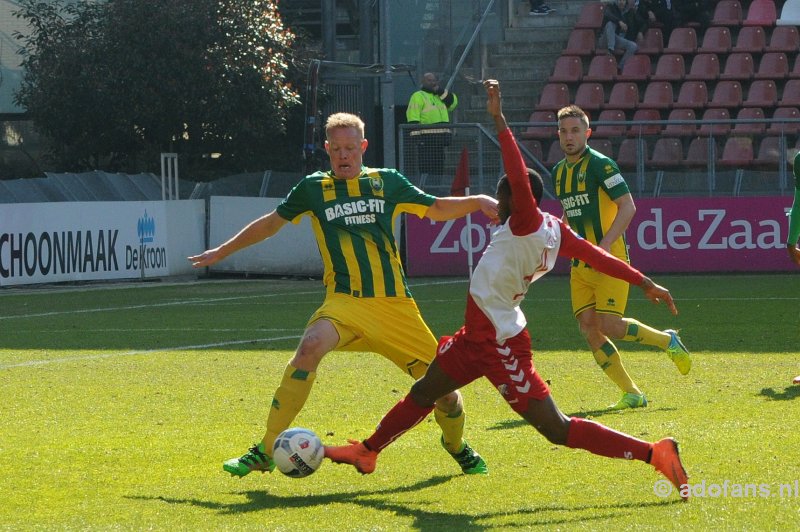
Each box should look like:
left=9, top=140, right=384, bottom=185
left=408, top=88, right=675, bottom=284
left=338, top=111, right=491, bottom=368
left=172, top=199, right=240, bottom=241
left=188, top=210, right=289, bottom=267
left=484, top=79, right=542, bottom=232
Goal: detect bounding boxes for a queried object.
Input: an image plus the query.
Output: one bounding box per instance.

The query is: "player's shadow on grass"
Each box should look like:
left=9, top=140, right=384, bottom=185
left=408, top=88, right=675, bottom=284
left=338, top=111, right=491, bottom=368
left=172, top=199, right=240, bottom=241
left=127, top=477, right=679, bottom=530
left=758, top=385, right=800, bottom=401
left=488, top=406, right=678, bottom=431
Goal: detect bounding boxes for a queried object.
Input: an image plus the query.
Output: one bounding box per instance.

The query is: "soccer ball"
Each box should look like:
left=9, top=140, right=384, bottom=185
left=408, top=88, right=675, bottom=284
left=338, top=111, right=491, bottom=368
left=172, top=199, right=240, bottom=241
left=272, top=427, right=324, bottom=478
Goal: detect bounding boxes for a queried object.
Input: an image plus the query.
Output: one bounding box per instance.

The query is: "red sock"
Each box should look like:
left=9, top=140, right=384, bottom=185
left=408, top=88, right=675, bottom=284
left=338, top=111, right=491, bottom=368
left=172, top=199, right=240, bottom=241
left=364, top=395, right=434, bottom=452
left=566, top=417, right=652, bottom=462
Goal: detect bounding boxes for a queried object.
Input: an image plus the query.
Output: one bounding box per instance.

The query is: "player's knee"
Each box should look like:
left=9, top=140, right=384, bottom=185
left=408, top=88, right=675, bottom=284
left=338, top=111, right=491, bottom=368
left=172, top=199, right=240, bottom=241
left=577, top=320, right=600, bottom=341
left=433, top=390, right=462, bottom=413
left=293, top=336, right=329, bottom=367
left=597, top=315, right=626, bottom=339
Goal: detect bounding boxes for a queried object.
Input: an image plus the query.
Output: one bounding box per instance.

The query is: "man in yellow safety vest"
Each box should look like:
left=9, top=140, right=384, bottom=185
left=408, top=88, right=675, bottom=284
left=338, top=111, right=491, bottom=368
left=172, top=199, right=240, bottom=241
left=407, top=72, right=458, bottom=177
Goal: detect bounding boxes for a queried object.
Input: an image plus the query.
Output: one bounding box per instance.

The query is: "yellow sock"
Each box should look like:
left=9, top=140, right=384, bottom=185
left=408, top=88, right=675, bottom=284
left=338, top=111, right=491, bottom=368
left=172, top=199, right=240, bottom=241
left=593, top=340, right=641, bottom=395
left=262, top=364, right=316, bottom=455
left=434, top=406, right=465, bottom=453
left=620, top=318, right=670, bottom=350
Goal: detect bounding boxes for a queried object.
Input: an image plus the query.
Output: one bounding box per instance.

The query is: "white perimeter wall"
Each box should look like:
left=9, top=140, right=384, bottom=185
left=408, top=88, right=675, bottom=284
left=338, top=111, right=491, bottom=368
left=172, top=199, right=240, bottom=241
left=0, top=200, right=205, bottom=287
left=0, top=196, right=337, bottom=287
left=207, top=196, right=323, bottom=276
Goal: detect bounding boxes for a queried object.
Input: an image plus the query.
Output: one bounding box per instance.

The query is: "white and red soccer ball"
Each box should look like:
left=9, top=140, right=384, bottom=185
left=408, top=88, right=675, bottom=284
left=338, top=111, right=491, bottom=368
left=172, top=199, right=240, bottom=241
left=272, top=427, right=324, bottom=478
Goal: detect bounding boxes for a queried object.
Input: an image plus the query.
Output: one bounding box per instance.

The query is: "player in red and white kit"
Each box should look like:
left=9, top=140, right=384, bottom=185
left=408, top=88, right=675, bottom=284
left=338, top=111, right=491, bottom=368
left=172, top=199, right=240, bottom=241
left=325, top=80, right=689, bottom=499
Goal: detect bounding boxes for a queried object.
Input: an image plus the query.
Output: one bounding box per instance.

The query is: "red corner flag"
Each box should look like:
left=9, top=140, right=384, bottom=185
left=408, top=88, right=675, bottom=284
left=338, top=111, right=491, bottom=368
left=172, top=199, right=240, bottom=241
left=450, top=147, right=470, bottom=196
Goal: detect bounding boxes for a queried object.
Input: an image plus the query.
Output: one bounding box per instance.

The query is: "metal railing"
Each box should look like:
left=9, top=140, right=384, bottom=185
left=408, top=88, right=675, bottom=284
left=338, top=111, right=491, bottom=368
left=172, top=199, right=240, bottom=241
left=398, top=118, right=799, bottom=198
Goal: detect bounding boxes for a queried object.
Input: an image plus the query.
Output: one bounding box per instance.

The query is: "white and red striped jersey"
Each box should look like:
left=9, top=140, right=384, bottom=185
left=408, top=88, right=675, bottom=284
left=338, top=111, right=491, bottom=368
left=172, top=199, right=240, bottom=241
left=464, top=128, right=644, bottom=344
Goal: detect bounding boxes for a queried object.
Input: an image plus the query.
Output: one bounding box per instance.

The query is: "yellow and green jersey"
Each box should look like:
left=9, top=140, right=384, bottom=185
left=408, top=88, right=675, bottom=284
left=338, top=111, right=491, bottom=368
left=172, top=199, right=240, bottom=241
left=277, top=167, right=435, bottom=298
left=551, top=146, right=631, bottom=265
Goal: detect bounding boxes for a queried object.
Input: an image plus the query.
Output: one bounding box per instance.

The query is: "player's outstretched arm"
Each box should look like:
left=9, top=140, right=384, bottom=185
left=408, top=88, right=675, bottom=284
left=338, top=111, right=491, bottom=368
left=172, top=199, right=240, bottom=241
left=188, top=210, right=289, bottom=267
left=639, top=277, right=678, bottom=316
left=426, top=195, right=499, bottom=224
left=559, top=225, right=677, bottom=315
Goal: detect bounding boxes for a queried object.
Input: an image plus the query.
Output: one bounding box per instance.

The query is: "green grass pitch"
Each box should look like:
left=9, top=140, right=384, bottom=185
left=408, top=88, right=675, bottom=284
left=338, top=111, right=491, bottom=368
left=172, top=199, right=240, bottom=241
left=1, top=273, right=799, bottom=529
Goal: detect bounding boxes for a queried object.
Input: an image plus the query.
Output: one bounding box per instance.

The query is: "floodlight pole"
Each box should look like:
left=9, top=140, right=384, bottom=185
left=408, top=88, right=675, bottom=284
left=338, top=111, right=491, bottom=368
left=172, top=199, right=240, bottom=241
left=379, top=0, right=396, bottom=168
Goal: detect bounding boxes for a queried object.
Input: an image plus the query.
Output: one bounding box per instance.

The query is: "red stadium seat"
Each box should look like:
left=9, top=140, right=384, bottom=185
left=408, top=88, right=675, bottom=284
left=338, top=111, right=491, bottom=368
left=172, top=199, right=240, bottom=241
left=565, top=29, right=597, bottom=56
left=549, top=56, right=583, bottom=83
left=684, top=137, right=712, bottom=168
left=522, top=110, right=557, bottom=140
left=627, top=108, right=662, bottom=137
left=590, top=138, right=614, bottom=157
left=712, top=0, right=744, bottom=25
left=675, top=81, right=709, bottom=110
left=792, top=55, right=800, bottom=79
left=732, top=107, right=767, bottom=135
left=732, top=26, right=767, bottom=53
left=617, top=55, right=652, bottom=82
left=593, top=109, right=628, bottom=138
left=686, top=54, right=721, bottom=81
left=778, top=79, right=800, bottom=106
left=767, top=26, right=800, bottom=52
left=699, top=107, right=732, bottom=135
left=584, top=55, right=618, bottom=83
left=743, top=0, right=778, bottom=26
left=753, top=136, right=783, bottom=168
left=720, top=52, right=755, bottom=81
left=719, top=137, right=755, bottom=167
left=708, top=80, right=743, bottom=108
left=574, top=82, right=605, bottom=112
left=743, top=79, right=778, bottom=107
left=639, top=82, right=674, bottom=110
left=698, top=26, right=732, bottom=54
left=650, top=54, right=685, bottom=81
left=605, top=82, right=640, bottom=110
left=544, top=140, right=565, bottom=167
left=754, top=52, right=789, bottom=80
left=616, top=138, right=642, bottom=170
left=575, top=2, right=606, bottom=29
left=767, top=107, right=800, bottom=134
left=536, top=83, right=570, bottom=111
left=664, top=28, right=698, bottom=55
left=663, top=109, right=698, bottom=136
left=649, top=138, right=684, bottom=167
left=521, top=139, right=544, bottom=161
left=636, top=28, right=664, bottom=55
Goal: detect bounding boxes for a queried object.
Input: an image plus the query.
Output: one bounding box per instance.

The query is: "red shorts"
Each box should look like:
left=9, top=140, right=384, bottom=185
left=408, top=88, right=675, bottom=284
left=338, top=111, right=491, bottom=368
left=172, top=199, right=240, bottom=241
left=435, top=326, right=550, bottom=414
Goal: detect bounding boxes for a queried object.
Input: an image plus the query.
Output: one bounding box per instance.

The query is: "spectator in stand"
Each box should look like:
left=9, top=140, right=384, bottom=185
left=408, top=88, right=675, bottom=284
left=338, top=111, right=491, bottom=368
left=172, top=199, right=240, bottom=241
left=628, top=0, right=676, bottom=43
left=623, top=0, right=650, bottom=42
left=529, top=0, right=556, bottom=16
left=673, top=0, right=711, bottom=30
left=603, top=0, right=639, bottom=72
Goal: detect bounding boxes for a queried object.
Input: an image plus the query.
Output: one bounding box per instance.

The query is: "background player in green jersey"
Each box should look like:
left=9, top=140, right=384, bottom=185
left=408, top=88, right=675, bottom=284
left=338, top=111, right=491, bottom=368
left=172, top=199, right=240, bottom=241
left=189, top=112, right=499, bottom=477
left=551, top=105, right=691, bottom=410
left=786, top=150, right=800, bottom=268
left=786, top=150, right=800, bottom=384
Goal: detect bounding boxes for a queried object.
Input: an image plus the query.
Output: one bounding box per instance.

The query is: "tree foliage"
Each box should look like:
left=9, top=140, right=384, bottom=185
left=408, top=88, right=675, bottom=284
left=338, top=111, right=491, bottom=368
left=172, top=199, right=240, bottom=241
left=13, top=0, right=306, bottom=177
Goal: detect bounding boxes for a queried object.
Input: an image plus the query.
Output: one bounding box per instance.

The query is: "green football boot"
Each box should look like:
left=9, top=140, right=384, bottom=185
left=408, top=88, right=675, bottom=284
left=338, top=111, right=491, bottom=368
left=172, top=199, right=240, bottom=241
left=607, top=392, right=648, bottom=411
left=442, top=437, right=488, bottom=475
left=223, top=442, right=275, bottom=477
left=665, top=329, right=691, bottom=375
